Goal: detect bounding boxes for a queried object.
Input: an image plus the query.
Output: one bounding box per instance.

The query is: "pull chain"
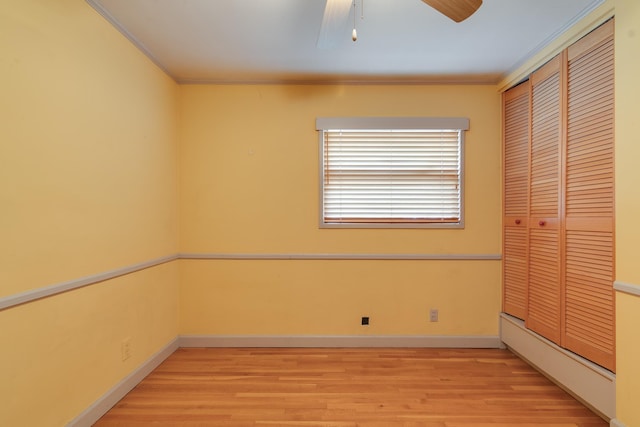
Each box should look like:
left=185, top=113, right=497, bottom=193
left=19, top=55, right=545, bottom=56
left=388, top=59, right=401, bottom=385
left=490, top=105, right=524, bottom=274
left=352, top=0, right=357, bottom=41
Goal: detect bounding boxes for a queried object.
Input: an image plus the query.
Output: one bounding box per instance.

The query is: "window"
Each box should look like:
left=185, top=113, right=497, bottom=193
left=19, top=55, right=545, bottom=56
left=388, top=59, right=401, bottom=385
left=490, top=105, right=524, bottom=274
left=316, top=117, right=469, bottom=228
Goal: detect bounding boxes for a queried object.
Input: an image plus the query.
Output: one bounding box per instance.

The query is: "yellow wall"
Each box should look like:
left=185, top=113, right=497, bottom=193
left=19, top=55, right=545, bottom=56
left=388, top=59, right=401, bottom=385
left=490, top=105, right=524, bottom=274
left=181, top=259, right=500, bottom=335
left=0, top=0, right=179, bottom=425
left=615, top=0, right=640, bottom=425
left=616, top=292, right=640, bottom=426
left=179, top=84, right=502, bottom=336
left=0, top=0, right=179, bottom=296
left=0, top=264, right=179, bottom=426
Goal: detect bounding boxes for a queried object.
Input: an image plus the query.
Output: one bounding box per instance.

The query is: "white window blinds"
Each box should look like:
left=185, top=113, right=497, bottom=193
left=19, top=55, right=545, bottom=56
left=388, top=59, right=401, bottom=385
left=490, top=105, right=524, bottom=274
left=316, top=118, right=468, bottom=228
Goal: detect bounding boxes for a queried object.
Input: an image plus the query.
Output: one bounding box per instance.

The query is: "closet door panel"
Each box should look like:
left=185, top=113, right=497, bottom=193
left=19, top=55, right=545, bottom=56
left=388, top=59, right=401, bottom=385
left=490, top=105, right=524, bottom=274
left=565, top=20, right=615, bottom=371
left=565, top=228, right=614, bottom=369
left=527, top=55, right=563, bottom=344
left=504, top=226, right=528, bottom=319
left=528, top=227, right=561, bottom=342
left=503, top=82, right=530, bottom=320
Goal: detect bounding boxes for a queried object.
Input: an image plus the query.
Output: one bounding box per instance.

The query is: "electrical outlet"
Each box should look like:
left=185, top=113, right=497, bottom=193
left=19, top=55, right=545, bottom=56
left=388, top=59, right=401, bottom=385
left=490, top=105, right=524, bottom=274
left=361, top=316, right=369, bottom=326
left=121, top=337, right=132, bottom=361
left=429, top=309, right=439, bottom=322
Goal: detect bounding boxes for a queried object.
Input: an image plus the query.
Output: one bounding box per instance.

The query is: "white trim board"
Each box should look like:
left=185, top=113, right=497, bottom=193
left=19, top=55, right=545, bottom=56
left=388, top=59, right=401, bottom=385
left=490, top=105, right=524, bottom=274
left=0, top=254, right=178, bottom=312
left=498, top=1, right=613, bottom=91
left=179, top=253, right=501, bottom=261
left=1, top=252, right=500, bottom=311
left=179, top=335, right=502, bottom=348
left=614, top=280, right=640, bottom=298
left=86, top=0, right=174, bottom=80
left=610, top=419, right=626, bottom=427
left=500, top=313, right=615, bottom=420
left=66, top=337, right=179, bottom=427
left=315, top=117, right=470, bottom=131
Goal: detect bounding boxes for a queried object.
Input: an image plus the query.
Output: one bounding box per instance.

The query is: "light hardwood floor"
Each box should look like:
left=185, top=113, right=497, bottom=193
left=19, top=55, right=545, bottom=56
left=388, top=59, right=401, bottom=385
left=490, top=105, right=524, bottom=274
left=95, top=348, right=608, bottom=426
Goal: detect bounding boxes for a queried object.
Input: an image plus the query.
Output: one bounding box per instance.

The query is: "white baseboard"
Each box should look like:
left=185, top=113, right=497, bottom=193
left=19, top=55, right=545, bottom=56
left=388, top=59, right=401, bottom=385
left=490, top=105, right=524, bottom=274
left=610, top=419, right=626, bottom=427
left=66, top=337, right=179, bottom=427
left=500, top=313, right=615, bottom=420
left=179, top=334, right=502, bottom=348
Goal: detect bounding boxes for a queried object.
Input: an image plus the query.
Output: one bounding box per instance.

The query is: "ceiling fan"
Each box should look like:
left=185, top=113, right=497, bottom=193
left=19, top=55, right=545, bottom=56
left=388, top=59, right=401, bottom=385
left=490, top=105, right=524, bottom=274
left=420, top=0, right=483, bottom=23
left=317, top=0, right=483, bottom=48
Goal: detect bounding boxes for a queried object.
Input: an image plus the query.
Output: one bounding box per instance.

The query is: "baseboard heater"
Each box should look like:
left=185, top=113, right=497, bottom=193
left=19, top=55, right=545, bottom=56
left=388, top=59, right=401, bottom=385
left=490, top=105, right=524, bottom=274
left=500, top=313, right=615, bottom=420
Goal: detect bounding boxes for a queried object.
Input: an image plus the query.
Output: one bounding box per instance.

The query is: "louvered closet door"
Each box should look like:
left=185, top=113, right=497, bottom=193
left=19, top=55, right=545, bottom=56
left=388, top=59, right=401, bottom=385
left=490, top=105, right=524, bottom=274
left=565, top=20, right=615, bottom=371
left=503, top=82, right=530, bottom=320
left=527, top=55, right=563, bottom=344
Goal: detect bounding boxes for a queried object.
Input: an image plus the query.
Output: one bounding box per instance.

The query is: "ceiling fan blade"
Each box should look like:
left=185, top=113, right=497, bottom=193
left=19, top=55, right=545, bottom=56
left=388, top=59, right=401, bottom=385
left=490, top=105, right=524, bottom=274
left=422, top=0, right=482, bottom=22
left=317, top=0, right=352, bottom=49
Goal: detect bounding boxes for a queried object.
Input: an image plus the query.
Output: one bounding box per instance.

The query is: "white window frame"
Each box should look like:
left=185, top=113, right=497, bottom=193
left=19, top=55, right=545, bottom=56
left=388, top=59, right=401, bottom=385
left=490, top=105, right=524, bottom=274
left=316, top=117, right=469, bottom=229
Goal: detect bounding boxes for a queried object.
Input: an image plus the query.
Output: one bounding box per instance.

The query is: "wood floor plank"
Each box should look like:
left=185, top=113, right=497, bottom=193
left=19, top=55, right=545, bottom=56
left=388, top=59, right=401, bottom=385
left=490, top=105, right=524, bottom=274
left=94, top=348, right=607, bottom=427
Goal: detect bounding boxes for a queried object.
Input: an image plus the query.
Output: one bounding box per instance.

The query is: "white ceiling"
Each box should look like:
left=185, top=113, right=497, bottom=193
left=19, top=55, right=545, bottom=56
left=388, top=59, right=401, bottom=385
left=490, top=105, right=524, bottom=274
left=87, top=0, right=605, bottom=84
